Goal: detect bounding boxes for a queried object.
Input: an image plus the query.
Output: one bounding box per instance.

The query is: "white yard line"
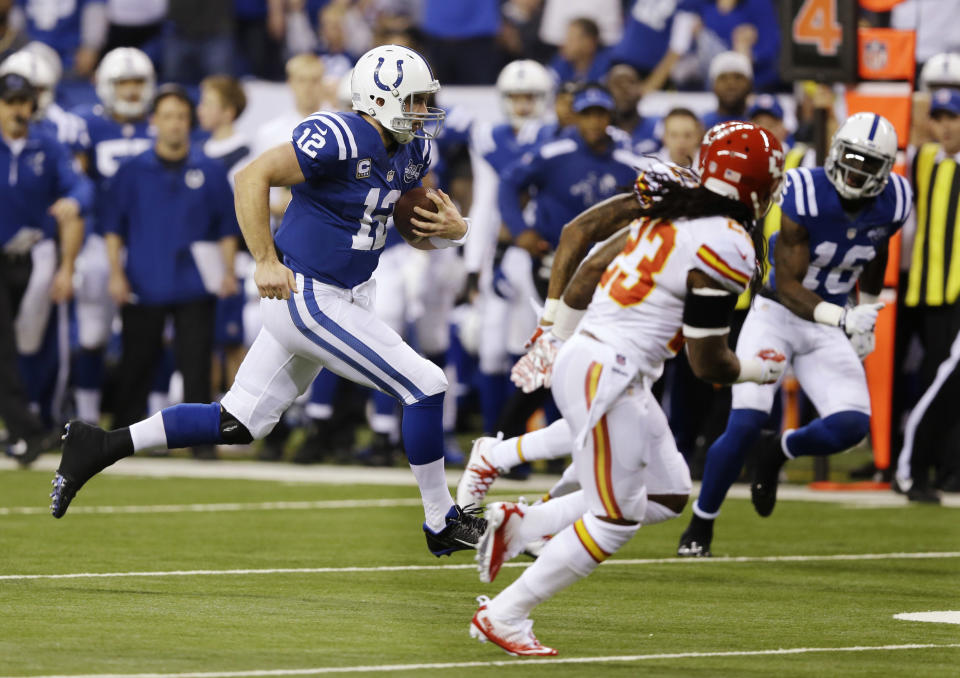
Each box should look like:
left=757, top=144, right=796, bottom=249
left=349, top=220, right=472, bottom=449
left=2, top=551, right=958, bottom=582
left=0, top=498, right=426, bottom=516
left=2, top=643, right=958, bottom=678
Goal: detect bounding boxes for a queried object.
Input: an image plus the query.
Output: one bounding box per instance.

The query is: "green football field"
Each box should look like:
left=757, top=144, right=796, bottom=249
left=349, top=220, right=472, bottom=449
left=1, top=461, right=958, bottom=677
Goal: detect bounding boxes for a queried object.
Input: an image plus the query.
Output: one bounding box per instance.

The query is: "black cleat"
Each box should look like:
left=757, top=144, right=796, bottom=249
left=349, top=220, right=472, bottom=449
left=677, top=514, right=714, bottom=557
left=50, top=421, right=111, bottom=518
left=423, top=504, right=487, bottom=557
left=751, top=433, right=787, bottom=517
left=906, top=485, right=941, bottom=504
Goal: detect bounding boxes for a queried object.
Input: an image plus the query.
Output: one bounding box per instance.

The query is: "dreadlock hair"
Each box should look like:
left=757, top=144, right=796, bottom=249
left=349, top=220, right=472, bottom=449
left=634, top=170, right=767, bottom=295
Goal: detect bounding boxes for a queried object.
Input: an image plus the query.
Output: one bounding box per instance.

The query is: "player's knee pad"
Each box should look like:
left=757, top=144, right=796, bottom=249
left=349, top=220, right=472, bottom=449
left=219, top=406, right=253, bottom=444
left=820, top=410, right=871, bottom=450
left=414, top=358, right=448, bottom=400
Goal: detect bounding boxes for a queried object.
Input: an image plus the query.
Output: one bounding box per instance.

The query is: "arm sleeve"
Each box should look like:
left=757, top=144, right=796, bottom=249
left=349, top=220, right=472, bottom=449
left=54, top=140, right=94, bottom=214
left=497, top=151, right=542, bottom=238
left=289, top=115, right=342, bottom=181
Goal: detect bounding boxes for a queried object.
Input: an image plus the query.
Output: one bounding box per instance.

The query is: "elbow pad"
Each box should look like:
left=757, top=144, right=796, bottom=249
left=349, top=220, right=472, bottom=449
left=682, top=287, right=737, bottom=338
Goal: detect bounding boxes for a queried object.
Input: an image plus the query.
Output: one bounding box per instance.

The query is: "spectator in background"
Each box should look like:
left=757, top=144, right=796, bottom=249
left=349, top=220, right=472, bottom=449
left=701, top=50, right=751, bottom=130
left=234, top=0, right=285, bottom=80
left=0, top=0, right=29, bottom=63
left=499, top=0, right=551, bottom=65
left=536, top=79, right=577, bottom=141
left=606, top=62, right=661, bottom=155
left=538, top=0, right=622, bottom=49
left=420, top=0, right=500, bottom=84
left=197, top=74, right=251, bottom=400
left=104, top=85, right=239, bottom=458
left=657, top=106, right=701, bottom=166
left=548, top=18, right=610, bottom=85
left=608, top=0, right=685, bottom=79
left=315, top=2, right=357, bottom=83
left=692, top=0, right=780, bottom=92
left=0, top=72, right=91, bottom=465
left=747, top=94, right=789, bottom=146
left=164, top=0, right=233, bottom=84
left=252, top=53, right=324, bottom=220
left=102, top=0, right=167, bottom=66
left=14, top=0, right=106, bottom=78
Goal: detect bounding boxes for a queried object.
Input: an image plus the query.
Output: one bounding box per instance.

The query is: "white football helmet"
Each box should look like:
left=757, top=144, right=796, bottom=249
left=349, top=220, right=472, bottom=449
left=825, top=112, right=897, bottom=200
left=0, top=49, right=57, bottom=114
left=95, top=47, right=156, bottom=119
left=919, top=52, right=960, bottom=92
left=496, top=59, right=553, bottom=129
left=351, top=44, right=444, bottom=143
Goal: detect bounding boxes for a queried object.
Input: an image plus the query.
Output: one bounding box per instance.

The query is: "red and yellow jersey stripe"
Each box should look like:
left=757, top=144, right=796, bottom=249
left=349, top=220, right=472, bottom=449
left=696, top=244, right=750, bottom=287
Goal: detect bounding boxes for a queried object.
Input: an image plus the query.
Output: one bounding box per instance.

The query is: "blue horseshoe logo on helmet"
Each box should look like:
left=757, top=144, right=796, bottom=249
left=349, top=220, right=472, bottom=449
left=373, top=58, right=404, bottom=91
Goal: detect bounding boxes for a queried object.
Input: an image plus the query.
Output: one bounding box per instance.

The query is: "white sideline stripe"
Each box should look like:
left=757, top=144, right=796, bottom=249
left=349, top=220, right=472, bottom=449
left=0, top=498, right=425, bottom=516
left=2, top=551, right=958, bottom=582
left=894, top=611, right=960, bottom=625
left=2, top=643, right=959, bottom=678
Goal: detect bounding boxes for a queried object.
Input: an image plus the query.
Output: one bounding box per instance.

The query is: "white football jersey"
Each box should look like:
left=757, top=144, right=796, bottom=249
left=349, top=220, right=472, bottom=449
left=584, top=214, right=757, bottom=380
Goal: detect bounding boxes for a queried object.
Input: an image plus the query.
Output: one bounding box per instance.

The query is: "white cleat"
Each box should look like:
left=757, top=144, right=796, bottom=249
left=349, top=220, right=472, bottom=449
left=469, top=596, right=557, bottom=656
left=476, top=501, right=526, bottom=583
left=456, top=435, right=503, bottom=508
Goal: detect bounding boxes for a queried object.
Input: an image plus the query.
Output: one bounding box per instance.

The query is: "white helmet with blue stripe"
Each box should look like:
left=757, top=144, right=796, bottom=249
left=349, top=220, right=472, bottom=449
left=825, top=112, right=897, bottom=200
left=95, top=47, right=155, bottom=119
left=351, top=44, right=444, bottom=144
left=919, top=52, right=960, bottom=92
left=496, top=59, right=553, bottom=129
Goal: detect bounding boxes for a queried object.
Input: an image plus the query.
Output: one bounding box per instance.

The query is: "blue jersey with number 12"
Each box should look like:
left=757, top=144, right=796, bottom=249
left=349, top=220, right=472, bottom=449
left=774, top=166, right=912, bottom=306
left=277, top=111, right=432, bottom=289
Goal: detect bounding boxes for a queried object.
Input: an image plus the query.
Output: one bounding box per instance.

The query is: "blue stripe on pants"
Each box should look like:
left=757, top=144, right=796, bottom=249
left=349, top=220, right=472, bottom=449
left=301, top=278, right=426, bottom=401
left=286, top=294, right=403, bottom=401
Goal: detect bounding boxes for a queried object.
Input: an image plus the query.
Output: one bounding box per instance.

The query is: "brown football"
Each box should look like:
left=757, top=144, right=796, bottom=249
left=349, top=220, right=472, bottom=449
left=392, top=186, right=438, bottom=241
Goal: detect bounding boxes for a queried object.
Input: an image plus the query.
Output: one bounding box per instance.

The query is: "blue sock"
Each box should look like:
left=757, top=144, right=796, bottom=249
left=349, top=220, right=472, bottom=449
left=784, top=411, right=870, bottom=458
left=477, top=371, right=510, bottom=434
left=697, top=408, right=769, bottom=516
left=161, top=403, right=222, bottom=448
left=401, top=392, right=444, bottom=465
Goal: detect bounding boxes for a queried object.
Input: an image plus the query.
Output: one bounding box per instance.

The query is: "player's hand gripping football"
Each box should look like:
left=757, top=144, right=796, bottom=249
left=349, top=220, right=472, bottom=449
left=254, top=257, right=298, bottom=300
left=511, top=328, right=562, bottom=393
left=410, top=189, right=467, bottom=240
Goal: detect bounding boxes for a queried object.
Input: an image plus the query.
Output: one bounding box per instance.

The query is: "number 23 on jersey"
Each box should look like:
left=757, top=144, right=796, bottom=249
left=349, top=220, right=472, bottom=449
left=601, top=219, right=678, bottom=307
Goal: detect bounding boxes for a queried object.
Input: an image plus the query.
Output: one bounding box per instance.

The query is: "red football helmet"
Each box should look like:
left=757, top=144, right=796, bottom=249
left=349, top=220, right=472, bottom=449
left=699, top=122, right=785, bottom=220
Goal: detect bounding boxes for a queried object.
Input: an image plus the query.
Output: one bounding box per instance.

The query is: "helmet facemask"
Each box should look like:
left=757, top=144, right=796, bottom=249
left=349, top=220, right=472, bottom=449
left=385, top=89, right=444, bottom=143
left=826, top=140, right=893, bottom=200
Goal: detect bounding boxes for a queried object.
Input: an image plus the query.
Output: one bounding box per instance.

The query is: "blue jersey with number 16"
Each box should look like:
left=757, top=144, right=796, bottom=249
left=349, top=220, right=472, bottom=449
left=276, top=111, right=432, bottom=289
left=774, top=166, right=912, bottom=306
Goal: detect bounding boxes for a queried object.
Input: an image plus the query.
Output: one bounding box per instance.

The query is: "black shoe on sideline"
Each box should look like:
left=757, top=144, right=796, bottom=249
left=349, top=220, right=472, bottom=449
left=6, top=430, right=60, bottom=468
left=907, top=485, right=941, bottom=504
left=751, top=433, right=787, bottom=517
left=423, top=504, right=487, bottom=557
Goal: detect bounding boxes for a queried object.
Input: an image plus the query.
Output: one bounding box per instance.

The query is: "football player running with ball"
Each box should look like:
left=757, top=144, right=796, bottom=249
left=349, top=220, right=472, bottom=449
left=51, top=45, right=487, bottom=557
left=469, top=123, right=787, bottom=656
left=678, top=113, right=912, bottom=558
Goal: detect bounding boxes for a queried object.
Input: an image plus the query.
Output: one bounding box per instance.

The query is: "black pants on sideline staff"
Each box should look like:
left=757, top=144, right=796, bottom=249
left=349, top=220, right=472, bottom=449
left=0, top=252, right=46, bottom=439
left=113, top=298, right=216, bottom=427
left=905, top=304, right=960, bottom=490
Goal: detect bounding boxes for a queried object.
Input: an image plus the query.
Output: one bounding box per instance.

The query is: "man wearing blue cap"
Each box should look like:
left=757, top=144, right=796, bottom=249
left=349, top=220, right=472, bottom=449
left=0, top=72, right=93, bottom=465
left=488, top=83, right=642, bottom=443
left=896, top=88, right=960, bottom=501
